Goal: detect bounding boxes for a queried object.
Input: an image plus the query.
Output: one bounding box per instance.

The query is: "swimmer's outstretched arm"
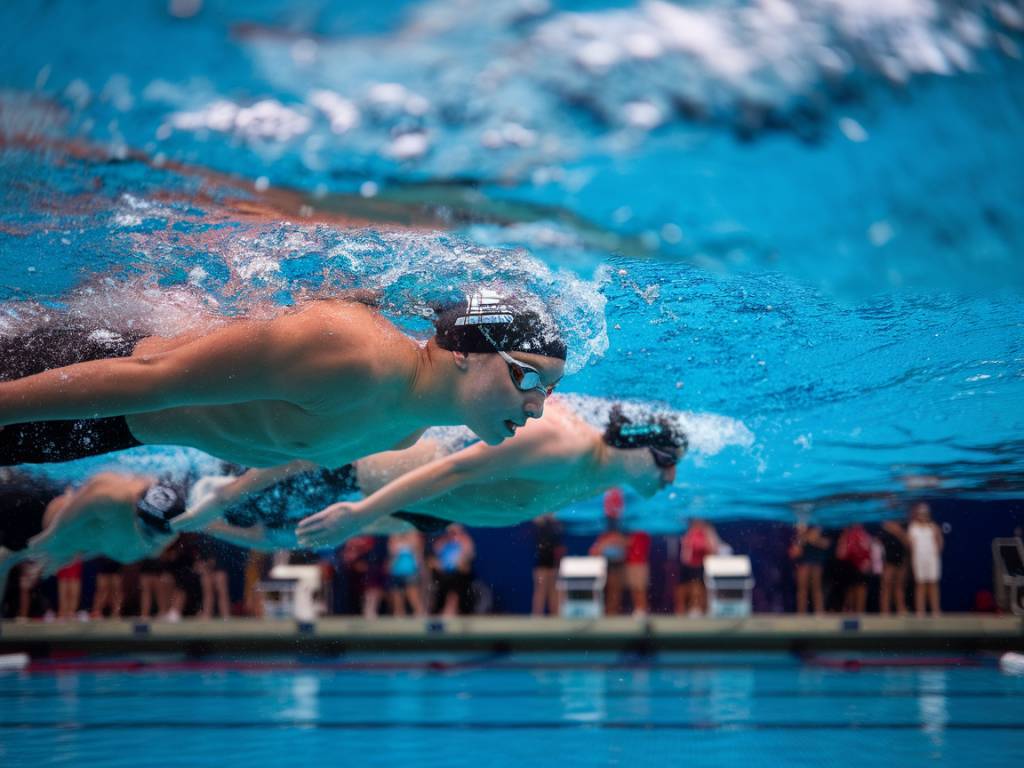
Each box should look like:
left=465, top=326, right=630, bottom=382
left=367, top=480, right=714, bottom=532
left=204, top=521, right=296, bottom=551
left=0, top=311, right=363, bottom=425
left=296, top=430, right=552, bottom=547
left=172, top=460, right=317, bottom=532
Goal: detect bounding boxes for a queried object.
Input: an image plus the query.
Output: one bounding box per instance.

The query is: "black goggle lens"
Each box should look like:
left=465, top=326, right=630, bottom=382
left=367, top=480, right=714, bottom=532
left=649, top=446, right=679, bottom=469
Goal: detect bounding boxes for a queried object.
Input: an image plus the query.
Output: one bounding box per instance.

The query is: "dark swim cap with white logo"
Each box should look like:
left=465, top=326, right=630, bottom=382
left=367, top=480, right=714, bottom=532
left=433, top=290, right=567, bottom=360
left=135, top=482, right=186, bottom=537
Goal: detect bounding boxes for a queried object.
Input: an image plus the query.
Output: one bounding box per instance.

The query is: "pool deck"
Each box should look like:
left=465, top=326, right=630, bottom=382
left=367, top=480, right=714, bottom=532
left=2, top=614, right=1022, bottom=655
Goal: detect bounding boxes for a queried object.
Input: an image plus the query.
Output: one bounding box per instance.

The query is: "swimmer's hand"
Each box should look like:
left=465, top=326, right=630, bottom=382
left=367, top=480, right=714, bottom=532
left=296, top=502, right=376, bottom=548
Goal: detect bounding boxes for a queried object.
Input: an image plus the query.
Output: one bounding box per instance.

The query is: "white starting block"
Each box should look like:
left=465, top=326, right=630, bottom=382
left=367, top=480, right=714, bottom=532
left=704, top=555, right=754, bottom=618
left=557, top=556, right=607, bottom=619
left=257, top=564, right=324, bottom=622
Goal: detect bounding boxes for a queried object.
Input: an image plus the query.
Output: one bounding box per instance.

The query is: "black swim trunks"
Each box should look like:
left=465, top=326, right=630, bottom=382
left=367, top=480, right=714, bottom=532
left=0, top=469, right=61, bottom=551
left=1, top=326, right=145, bottom=465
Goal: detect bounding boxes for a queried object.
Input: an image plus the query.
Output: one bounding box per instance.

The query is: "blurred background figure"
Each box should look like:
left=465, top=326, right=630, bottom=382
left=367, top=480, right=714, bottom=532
left=196, top=535, right=232, bottom=620
left=878, top=519, right=909, bottom=615
left=56, top=557, right=83, bottom=621
left=159, top=536, right=199, bottom=623
left=909, top=502, right=944, bottom=616
left=676, top=518, right=720, bottom=617
left=625, top=528, right=651, bottom=617
left=590, top=497, right=628, bottom=616
left=242, top=551, right=270, bottom=618
left=836, top=523, right=872, bottom=613
left=138, top=557, right=167, bottom=620
left=790, top=523, right=830, bottom=615
left=342, top=535, right=385, bottom=618
left=387, top=529, right=425, bottom=617
left=17, top=562, right=44, bottom=621
left=90, top=558, right=123, bottom=620
left=432, top=524, right=475, bottom=617
left=531, top=514, right=563, bottom=617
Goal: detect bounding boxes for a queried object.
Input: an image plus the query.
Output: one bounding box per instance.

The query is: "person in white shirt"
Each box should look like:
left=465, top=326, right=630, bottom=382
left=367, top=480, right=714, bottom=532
left=907, top=502, right=944, bottom=616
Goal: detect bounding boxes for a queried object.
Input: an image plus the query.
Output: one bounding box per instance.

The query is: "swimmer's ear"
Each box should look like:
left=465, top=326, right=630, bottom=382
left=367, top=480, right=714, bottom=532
left=450, top=350, right=470, bottom=370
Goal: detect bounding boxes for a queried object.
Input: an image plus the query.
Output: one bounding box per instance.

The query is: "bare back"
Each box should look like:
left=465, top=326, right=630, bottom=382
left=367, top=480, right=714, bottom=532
left=126, top=301, right=426, bottom=467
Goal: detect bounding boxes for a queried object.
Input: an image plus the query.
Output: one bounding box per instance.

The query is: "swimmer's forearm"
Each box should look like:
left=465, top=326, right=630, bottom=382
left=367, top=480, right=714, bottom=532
left=173, top=462, right=315, bottom=531
left=0, top=356, right=180, bottom=424
left=354, top=462, right=469, bottom=518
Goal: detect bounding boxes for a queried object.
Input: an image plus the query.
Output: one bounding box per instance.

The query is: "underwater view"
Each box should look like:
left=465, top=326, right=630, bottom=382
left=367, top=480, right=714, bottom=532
left=1, top=0, right=1022, bottom=530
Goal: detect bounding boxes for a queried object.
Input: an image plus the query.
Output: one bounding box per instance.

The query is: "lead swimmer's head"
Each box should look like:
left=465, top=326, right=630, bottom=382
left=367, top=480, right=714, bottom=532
left=431, top=289, right=566, bottom=445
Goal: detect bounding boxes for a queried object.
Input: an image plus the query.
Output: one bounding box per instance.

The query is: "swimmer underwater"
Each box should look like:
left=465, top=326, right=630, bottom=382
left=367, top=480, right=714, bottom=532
left=170, top=402, right=687, bottom=549
left=0, top=290, right=565, bottom=468
left=0, top=468, right=183, bottom=593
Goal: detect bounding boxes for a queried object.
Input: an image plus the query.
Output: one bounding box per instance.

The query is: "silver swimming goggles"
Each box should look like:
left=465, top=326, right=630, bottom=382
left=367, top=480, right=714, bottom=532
left=480, top=326, right=556, bottom=397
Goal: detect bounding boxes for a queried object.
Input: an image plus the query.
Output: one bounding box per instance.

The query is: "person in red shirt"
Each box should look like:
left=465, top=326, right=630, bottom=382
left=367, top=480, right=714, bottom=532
left=675, top=518, right=720, bottom=616
left=625, top=529, right=651, bottom=617
left=836, top=523, right=872, bottom=613
left=56, top=558, right=82, bottom=620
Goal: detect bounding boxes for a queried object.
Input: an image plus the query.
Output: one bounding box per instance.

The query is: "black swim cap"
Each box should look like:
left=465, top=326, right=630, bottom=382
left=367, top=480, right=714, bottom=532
left=433, top=289, right=567, bottom=361
left=602, top=405, right=688, bottom=453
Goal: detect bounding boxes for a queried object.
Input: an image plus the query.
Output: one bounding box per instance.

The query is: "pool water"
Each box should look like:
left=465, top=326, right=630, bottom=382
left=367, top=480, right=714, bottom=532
left=2, top=654, right=1023, bottom=766
left=1, top=1, right=1023, bottom=528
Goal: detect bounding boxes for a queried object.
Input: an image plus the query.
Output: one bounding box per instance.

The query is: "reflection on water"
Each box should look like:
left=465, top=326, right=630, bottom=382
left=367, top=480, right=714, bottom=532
left=918, top=670, right=949, bottom=753
left=280, top=673, right=320, bottom=723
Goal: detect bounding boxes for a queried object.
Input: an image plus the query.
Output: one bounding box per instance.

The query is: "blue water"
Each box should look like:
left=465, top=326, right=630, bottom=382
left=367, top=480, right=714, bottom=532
left=1, top=654, right=1023, bottom=766
left=1, top=0, right=1023, bottom=527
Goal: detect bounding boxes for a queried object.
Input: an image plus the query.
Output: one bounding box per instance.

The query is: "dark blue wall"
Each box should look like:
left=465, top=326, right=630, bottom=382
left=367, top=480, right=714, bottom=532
left=467, top=499, right=1024, bottom=614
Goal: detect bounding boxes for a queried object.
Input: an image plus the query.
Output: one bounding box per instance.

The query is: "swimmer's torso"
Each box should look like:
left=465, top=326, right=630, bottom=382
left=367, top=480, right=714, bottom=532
left=129, top=400, right=422, bottom=468
left=124, top=301, right=425, bottom=467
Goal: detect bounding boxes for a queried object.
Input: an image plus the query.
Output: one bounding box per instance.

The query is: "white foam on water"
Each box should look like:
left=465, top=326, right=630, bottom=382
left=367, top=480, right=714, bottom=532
left=170, top=98, right=311, bottom=142
left=557, top=393, right=755, bottom=459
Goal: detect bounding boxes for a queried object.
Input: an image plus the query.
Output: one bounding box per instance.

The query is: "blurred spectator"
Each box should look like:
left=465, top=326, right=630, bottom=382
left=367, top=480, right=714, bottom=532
left=138, top=557, right=166, bottom=619
left=160, top=535, right=200, bottom=622
left=908, top=502, right=944, bottom=616
left=590, top=516, right=628, bottom=615
left=626, top=529, right=651, bottom=617
left=387, top=530, right=425, bottom=617
left=790, top=524, right=830, bottom=614
left=90, top=558, right=123, bottom=619
left=432, top=524, right=475, bottom=616
left=196, top=536, right=232, bottom=620
left=342, top=535, right=386, bottom=618
left=878, top=519, right=909, bottom=615
left=242, top=551, right=270, bottom=618
left=56, top=558, right=83, bottom=621
left=531, top=514, right=564, bottom=617
left=675, top=518, right=720, bottom=616
left=17, top=561, right=43, bottom=620
left=836, top=524, right=872, bottom=613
